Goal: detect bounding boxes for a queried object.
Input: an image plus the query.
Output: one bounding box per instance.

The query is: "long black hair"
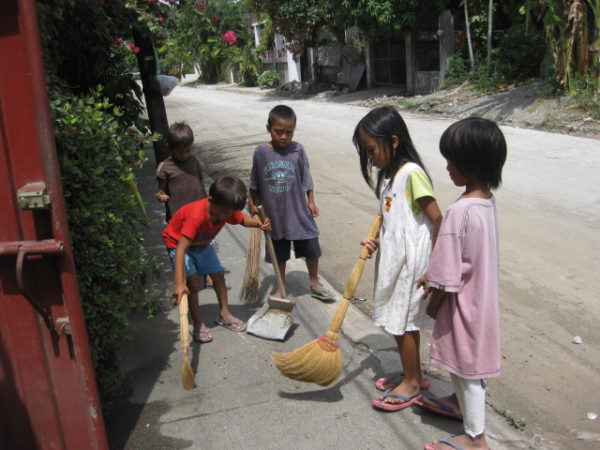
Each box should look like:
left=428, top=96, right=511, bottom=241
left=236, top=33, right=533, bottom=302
left=352, top=106, right=430, bottom=198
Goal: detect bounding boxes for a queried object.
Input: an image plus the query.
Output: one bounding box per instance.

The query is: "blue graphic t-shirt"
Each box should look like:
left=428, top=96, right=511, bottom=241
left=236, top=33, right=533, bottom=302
left=249, top=142, right=319, bottom=241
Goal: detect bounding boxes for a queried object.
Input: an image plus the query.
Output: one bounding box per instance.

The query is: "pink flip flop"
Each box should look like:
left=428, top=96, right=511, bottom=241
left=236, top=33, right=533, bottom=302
left=371, top=390, right=419, bottom=412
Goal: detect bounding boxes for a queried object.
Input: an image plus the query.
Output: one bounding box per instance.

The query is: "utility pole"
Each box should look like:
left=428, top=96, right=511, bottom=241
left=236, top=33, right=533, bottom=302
left=133, top=27, right=170, bottom=165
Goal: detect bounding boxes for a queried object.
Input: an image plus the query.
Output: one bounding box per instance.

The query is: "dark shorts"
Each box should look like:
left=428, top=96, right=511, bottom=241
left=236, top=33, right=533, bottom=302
left=265, top=237, right=321, bottom=264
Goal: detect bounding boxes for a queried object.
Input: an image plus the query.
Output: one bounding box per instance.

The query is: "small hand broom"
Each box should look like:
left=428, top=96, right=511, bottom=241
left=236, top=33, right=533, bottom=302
left=179, top=293, right=195, bottom=390
left=240, top=216, right=262, bottom=304
left=272, top=214, right=383, bottom=386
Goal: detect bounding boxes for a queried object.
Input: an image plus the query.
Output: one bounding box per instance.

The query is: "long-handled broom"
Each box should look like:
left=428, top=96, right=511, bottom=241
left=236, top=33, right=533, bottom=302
left=179, top=293, right=195, bottom=390
left=240, top=215, right=262, bottom=304
left=271, top=214, right=383, bottom=386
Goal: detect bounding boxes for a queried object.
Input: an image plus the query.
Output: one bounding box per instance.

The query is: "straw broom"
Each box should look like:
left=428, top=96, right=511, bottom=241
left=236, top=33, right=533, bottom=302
left=272, top=214, right=383, bottom=386
left=179, top=293, right=195, bottom=390
left=240, top=217, right=262, bottom=304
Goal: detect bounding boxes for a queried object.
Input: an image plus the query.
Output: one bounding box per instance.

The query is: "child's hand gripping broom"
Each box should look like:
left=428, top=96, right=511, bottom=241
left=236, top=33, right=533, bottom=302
left=271, top=214, right=383, bottom=386
left=179, top=293, right=195, bottom=390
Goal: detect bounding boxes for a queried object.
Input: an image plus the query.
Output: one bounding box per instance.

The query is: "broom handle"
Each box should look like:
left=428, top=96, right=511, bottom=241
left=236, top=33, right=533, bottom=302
left=325, top=214, right=383, bottom=339
left=180, top=293, right=190, bottom=351
left=257, top=206, right=287, bottom=298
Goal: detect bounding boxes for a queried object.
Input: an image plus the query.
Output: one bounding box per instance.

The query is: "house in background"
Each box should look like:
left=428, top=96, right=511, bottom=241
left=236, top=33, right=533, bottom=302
left=251, top=10, right=454, bottom=95
left=252, top=20, right=301, bottom=84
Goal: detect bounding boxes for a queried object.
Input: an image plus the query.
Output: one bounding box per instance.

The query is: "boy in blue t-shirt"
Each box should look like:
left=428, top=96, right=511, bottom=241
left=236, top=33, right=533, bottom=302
left=247, top=105, right=334, bottom=302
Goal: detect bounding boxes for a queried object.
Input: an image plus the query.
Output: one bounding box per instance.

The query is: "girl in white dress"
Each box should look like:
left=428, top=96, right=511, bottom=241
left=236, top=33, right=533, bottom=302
left=353, top=106, right=442, bottom=411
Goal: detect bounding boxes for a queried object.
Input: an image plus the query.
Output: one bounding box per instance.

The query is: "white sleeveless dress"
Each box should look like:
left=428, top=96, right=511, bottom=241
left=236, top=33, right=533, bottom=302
left=373, top=162, right=433, bottom=335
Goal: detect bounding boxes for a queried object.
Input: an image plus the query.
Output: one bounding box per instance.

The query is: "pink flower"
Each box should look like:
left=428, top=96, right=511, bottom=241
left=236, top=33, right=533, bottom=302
left=111, top=37, right=124, bottom=46
left=158, top=16, right=164, bottom=23
left=195, top=2, right=206, bottom=11
left=221, top=30, right=236, bottom=45
left=133, top=46, right=141, bottom=54
left=212, top=15, right=219, bottom=22
left=128, top=42, right=136, bottom=49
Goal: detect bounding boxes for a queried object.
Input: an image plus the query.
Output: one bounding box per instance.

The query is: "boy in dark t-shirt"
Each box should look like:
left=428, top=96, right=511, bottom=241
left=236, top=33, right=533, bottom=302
left=156, top=122, right=207, bottom=222
left=163, top=177, right=270, bottom=342
left=157, top=122, right=215, bottom=289
left=247, top=105, right=335, bottom=302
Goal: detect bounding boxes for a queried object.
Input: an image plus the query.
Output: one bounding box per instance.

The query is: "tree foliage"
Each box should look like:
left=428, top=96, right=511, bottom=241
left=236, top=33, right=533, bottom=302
left=523, top=0, right=599, bottom=94
left=36, top=0, right=166, bottom=405
left=247, top=0, right=442, bottom=57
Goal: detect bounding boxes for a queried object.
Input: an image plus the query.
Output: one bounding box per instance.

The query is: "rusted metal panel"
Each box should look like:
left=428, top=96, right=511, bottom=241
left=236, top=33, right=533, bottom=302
left=0, top=1, right=108, bottom=448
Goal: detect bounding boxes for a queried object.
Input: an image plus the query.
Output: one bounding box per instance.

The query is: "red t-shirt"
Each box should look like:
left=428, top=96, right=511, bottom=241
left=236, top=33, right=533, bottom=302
left=162, top=198, right=244, bottom=249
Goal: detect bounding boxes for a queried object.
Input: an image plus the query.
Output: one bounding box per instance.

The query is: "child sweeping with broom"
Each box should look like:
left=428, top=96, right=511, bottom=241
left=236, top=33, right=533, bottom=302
left=163, top=176, right=270, bottom=342
left=420, top=117, right=507, bottom=450
left=247, top=105, right=333, bottom=302
left=354, top=106, right=442, bottom=411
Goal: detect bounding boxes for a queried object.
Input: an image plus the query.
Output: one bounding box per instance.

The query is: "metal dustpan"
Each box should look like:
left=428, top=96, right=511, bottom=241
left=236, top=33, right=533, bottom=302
left=246, top=296, right=295, bottom=340
left=246, top=206, right=296, bottom=340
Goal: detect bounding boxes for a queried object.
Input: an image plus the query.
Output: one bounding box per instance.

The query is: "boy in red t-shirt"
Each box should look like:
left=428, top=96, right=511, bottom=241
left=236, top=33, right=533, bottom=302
left=163, top=176, right=270, bottom=343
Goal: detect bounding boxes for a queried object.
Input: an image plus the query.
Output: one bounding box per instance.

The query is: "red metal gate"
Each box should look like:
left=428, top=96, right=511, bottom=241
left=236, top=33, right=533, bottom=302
left=0, top=1, right=108, bottom=448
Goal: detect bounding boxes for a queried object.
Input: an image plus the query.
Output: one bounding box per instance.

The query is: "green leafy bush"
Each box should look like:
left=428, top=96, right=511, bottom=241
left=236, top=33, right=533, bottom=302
left=50, top=86, right=158, bottom=402
left=442, top=55, right=470, bottom=87
left=258, top=70, right=280, bottom=88
left=495, top=22, right=545, bottom=81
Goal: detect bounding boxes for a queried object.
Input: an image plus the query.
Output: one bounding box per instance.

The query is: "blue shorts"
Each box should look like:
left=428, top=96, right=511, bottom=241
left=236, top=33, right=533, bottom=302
left=167, top=243, right=224, bottom=277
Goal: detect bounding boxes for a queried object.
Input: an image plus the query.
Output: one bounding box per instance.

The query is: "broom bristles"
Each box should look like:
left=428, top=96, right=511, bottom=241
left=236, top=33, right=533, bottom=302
left=240, top=226, right=261, bottom=303
left=272, top=336, right=342, bottom=386
left=181, top=347, right=195, bottom=390
left=271, top=215, right=383, bottom=387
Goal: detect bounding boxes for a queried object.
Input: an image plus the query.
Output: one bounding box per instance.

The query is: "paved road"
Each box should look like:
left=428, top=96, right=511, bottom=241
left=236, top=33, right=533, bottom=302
left=105, top=84, right=600, bottom=449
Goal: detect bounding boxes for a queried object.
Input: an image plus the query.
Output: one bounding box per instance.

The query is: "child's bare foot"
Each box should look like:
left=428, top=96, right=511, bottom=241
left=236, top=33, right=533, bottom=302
left=424, top=433, right=488, bottom=450
left=372, top=379, right=421, bottom=411
left=386, top=380, right=420, bottom=403
left=309, top=283, right=336, bottom=301
left=215, top=314, right=246, bottom=332
left=375, top=372, right=431, bottom=391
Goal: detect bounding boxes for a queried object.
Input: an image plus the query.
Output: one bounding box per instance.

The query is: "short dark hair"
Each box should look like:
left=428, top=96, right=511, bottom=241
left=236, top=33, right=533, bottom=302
left=208, top=176, right=247, bottom=210
left=268, top=105, right=296, bottom=127
left=440, top=117, right=507, bottom=189
left=167, top=122, right=194, bottom=149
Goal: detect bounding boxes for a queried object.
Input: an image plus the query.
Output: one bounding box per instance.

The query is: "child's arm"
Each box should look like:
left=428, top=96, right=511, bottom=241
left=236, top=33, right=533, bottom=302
left=418, top=196, right=443, bottom=247
left=173, top=236, right=192, bottom=303
left=425, top=288, right=446, bottom=319
left=155, top=179, right=170, bottom=203
left=306, top=189, right=319, bottom=218
left=247, top=189, right=260, bottom=216
left=241, top=213, right=271, bottom=231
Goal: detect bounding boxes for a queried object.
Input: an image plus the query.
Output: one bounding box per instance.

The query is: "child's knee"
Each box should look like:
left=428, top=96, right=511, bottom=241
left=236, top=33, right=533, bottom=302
left=210, top=271, right=226, bottom=284
left=187, top=274, right=202, bottom=292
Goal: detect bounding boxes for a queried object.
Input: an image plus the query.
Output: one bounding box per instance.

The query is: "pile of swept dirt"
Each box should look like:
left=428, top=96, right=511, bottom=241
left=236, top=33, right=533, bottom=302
left=359, top=82, right=600, bottom=139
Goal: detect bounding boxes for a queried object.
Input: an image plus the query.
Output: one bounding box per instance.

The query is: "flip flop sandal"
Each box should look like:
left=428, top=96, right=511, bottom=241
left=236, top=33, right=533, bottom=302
left=215, top=316, right=247, bottom=332
left=424, top=436, right=464, bottom=450
left=371, top=389, right=419, bottom=412
left=189, top=326, right=213, bottom=343
left=375, top=372, right=431, bottom=391
left=310, top=288, right=336, bottom=302
left=414, top=396, right=463, bottom=420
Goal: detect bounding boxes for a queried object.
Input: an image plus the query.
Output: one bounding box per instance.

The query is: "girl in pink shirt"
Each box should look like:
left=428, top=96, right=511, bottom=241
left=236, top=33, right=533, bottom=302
left=419, top=117, right=507, bottom=450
